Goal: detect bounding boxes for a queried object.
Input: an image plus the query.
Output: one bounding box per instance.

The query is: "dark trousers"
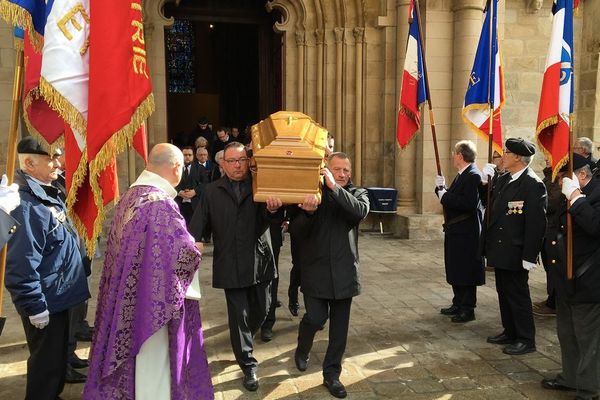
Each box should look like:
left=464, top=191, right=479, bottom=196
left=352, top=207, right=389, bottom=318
left=178, top=202, right=194, bottom=226
left=288, top=263, right=301, bottom=303
left=262, top=245, right=281, bottom=330
left=555, top=297, right=600, bottom=399
left=297, top=295, right=353, bottom=380
left=540, top=244, right=556, bottom=308
left=67, top=301, right=88, bottom=358
left=20, top=310, right=69, bottom=400
left=494, top=268, right=535, bottom=344
left=224, top=280, right=272, bottom=372
left=451, top=285, right=476, bottom=312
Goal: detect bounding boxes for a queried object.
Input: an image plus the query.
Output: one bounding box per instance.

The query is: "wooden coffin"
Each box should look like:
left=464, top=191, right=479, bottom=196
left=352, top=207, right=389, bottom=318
left=251, top=111, right=328, bottom=203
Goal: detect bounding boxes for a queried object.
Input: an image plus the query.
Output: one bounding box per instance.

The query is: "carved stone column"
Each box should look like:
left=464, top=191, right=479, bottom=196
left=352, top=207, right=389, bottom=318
left=353, top=27, right=365, bottom=185
left=295, top=31, right=306, bottom=113
left=451, top=0, right=485, bottom=143
left=334, top=27, right=344, bottom=148
left=395, top=0, right=415, bottom=210
left=314, top=29, right=324, bottom=123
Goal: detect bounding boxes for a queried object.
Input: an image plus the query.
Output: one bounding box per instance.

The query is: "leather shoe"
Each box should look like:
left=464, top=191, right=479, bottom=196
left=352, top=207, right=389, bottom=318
left=323, top=378, right=347, bottom=398
left=65, top=365, right=87, bottom=384
left=74, top=327, right=94, bottom=342
left=261, top=328, right=273, bottom=342
left=242, top=370, right=259, bottom=391
left=440, top=305, right=459, bottom=315
left=503, top=341, right=536, bottom=355
left=275, top=300, right=282, bottom=308
left=68, top=354, right=89, bottom=369
left=294, top=350, right=309, bottom=372
left=289, top=302, right=300, bottom=317
left=487, top=332, right=515, bottom=345
left=541, top=378, right=575, bottom=391
left=451, top=311, right=475, bottom=323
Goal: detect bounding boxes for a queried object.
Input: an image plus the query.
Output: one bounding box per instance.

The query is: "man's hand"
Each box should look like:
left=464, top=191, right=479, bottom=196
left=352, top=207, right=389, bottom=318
left=299, top=194, right=320, bottom=214
left=321, top=167, right=336, bottom=190
left=561, top=173, right=581, bottom=200
left=435, top=175, right=445, bottom=188
left=436, top=189, right=447, bottom=201
left=187, top=189, right=196, bottom=197
left=481, top=163, right=496, bottom=184
left=266, top=197, right=283, bottom=213
left=522, top=260, right=537, bottom=271
left=29, top=310, right=50, bottom=329
left=195, top=242, right=204, bottom=253
left=0, top=174, right=20, bottom=214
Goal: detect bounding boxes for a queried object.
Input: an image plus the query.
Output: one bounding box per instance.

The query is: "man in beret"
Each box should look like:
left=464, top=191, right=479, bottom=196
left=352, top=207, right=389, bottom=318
left=481, top=137, right=547, bottom=355
left=5, top=136, right=89, bottom=399
left=541, top=152, right=600, bottom=399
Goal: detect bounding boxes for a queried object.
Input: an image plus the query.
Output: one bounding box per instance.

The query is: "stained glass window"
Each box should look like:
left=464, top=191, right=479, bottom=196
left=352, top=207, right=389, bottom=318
left=166, top=20, right=195, bottom=93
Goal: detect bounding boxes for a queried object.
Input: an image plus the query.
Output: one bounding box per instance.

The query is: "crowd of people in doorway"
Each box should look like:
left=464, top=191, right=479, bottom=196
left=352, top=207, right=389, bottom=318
left=1, top=129, right=599, bottom=400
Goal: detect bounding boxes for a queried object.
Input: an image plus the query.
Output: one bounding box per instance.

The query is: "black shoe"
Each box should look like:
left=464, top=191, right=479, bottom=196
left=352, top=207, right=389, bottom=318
left=323, top=378, right=347, bottom=398
left=68, top=354, right=89, bottom=369
left=540, top=378, right=575, bottom=391
left=242, top=370, right=259, bottom=391
left=289, top=302, right=300, bottom=317
left=451, top=311, right=475, bottom=323
left=74, top=327, right=94, bottom=342
left=261, top=328, right=273, bottom=342
left=503, top=341, right=536, bottom=355
left=487, top=332, right=515, bottom=345
left=65, top=365, right=87, bottom=384
left=275, top=300, right=282, bottom=308
left=574, top=396, right=599, bottom=400
left=294, top=350, right=309, bottom=372
left=440, top=305, right=459, bottom=315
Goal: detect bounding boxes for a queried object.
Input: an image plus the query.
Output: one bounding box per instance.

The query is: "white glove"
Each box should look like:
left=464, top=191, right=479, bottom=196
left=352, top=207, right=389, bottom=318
left=0, top=174, right=20, bottom=214
left=29, top=310, right=50, bottom=329
left=522, top=260, right=537, bottom=271
left=561, top=173, right=580, bottom=199
left=481, top=163, right=496, bottom=184
left=435, top=175, right=445, bottom=188
left=437, top=189, right=447, bottom=200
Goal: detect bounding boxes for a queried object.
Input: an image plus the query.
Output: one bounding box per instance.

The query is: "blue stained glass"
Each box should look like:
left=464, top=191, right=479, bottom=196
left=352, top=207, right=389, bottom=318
left=166, top=19, right=195, bottom=93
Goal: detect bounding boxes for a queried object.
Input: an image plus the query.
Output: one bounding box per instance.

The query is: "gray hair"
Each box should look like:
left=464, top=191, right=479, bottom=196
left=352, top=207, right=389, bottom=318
left=575, top=164, right=593, bottom=179
left=519, top=155, right=532, bottom=165
left=454, top=140, right=477, bottom=163
left=576, top=137, right=594, bottom=155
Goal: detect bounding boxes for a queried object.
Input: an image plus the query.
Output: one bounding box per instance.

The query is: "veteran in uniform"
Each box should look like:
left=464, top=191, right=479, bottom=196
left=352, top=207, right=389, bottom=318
left=541, top=153, right=600, bottom=400
left=483, top=137, right=547, bottom=355
left=5, top=137, right=89, bottom=400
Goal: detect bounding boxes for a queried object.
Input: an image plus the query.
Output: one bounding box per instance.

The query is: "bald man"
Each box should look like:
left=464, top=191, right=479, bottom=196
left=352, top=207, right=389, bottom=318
left=84, top=144, right=214, bottom=400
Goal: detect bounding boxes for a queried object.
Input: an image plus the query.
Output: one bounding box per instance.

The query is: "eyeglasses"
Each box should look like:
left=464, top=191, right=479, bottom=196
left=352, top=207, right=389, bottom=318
left=223, top=157, right=249, bottom=165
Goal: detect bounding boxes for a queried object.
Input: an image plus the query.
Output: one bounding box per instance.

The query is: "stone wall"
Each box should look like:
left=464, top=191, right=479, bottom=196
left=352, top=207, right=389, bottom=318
left=0, top=23, right=14, bottom=172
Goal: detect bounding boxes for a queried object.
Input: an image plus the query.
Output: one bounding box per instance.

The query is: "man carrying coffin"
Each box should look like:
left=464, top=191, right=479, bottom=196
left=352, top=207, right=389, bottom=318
left=83, top=143, right=213, bottom=400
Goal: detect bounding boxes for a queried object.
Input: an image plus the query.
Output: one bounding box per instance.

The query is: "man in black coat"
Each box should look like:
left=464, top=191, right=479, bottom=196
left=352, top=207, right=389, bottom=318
left=435, top=140, right=484, bottom=323
left=188, top=142, right=283, bottom=392
left=175, top=146, right=206, bottom=225
left=290, top=152, right=369, bottom=399
left=483, top=137, right=547, bottom=356
left=541, top=154, right=600, bottom=400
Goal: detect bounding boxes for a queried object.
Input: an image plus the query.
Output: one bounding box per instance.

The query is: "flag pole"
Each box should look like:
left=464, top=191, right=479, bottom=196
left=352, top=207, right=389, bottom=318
left=413, top=0, right=442, bottom=175
left=566, top=117, right=573, bottom=279
left=0, top=38, right=25, bottom=335
left=485, top=0, right=495, bottom=226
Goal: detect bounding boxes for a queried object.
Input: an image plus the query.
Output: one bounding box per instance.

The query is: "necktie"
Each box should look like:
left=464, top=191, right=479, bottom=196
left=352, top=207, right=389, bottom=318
left=233, top=181, right=242, bottom=201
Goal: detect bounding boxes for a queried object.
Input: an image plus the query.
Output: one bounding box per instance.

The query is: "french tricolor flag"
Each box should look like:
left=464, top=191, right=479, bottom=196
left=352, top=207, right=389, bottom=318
left=536, top=0, right=574, bottom=180
left=397, top=0, right=427, bottom=149
left=462, top=0, right=504, bottom=155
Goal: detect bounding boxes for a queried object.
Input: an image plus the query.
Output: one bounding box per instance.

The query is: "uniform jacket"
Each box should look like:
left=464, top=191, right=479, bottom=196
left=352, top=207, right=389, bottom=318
left=484, top=167, right=547, bottom=270
left=546, top=176, right=600, bottom=303
left=6, top=170, right=89, bottom=316
left=188, top=175, right=282, bottom=289
left=0, top=209, right=18, bottom=248
left=175, top=161, right=207, bottom=210
left=289, top=182, right=369, bottom=300
left=439, top=164, right=485, bottom=286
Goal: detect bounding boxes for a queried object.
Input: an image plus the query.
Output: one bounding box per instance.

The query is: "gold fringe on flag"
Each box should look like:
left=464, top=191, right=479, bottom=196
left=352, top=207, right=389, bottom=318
left=39, top=77, right=87, bottom=135
left=0, top=1, right=43, bottom=51
left=461, top=102, right=504, bottom=156
left=22, top=86, right=65, bottom=155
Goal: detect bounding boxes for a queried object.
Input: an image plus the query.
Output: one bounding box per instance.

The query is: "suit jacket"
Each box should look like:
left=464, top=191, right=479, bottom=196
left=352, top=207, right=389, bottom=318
left=439, top=164, right=485, bottom=285
left=196, top=160, right=213, bottom=182
left=484, top=167, right=547, bottom=270
left=175, top=162, right=207, bottom=210
left=0, top=209, right=18, bottom=248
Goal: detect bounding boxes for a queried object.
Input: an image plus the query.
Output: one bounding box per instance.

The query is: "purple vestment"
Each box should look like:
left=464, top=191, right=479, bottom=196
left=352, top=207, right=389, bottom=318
left=83, top=185, right=214, bottom=400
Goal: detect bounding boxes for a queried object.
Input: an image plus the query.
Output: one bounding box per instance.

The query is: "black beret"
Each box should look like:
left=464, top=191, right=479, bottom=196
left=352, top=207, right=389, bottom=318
left=572, top=153, right=592, bottom=171
left=17, top=136, right=62, bottom=156
left=505, top=137, right=536, bottom=156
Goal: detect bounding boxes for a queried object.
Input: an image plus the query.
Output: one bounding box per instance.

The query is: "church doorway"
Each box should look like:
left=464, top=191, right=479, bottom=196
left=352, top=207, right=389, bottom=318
left=163, top=0, right=282, bottom=142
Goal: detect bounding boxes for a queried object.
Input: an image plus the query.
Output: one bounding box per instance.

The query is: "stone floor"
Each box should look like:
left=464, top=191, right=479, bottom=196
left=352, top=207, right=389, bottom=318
left=0, top=233, right=573, bottom=399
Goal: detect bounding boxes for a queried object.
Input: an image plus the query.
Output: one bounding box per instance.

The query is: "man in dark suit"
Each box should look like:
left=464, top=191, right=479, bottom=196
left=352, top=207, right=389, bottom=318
left=435, top=140, right=485, bottom=323
left=541, top=154, right=600, bottom=400
left=483, top=137, right=547, bottom=355
left=175, top=146, right=206, bottom=225
left=195, top=147, right=213, bottom=183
